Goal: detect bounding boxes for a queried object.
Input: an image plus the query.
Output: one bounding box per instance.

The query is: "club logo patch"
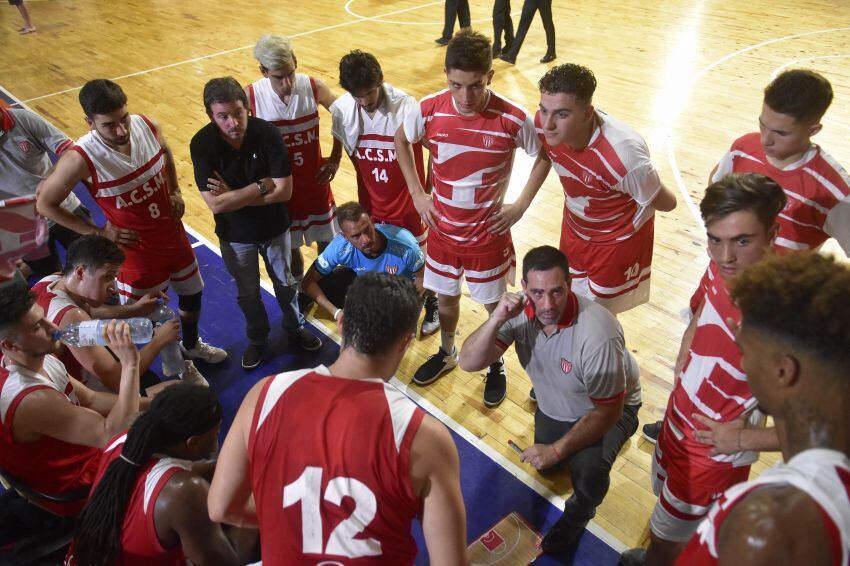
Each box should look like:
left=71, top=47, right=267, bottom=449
left=560, top=357, right=572, bottom=374
left=581, top=170, right=594, bottom=184
left=483, top=136, right=495, bottom=148
left=17, top=140, right=31, bottom=154
left=385, top=265, right=398, bottom=275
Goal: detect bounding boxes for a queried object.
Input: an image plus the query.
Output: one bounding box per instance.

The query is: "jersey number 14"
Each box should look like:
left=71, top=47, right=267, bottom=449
left=283, top=466, right=382, bottom=558
left=371, top=168, right=389, bottom=183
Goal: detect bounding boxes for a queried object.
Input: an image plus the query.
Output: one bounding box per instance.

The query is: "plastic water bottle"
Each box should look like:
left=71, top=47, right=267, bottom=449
left=54, top=318, right=153, bottom=347
left=148, top=300, right=184, bottom=377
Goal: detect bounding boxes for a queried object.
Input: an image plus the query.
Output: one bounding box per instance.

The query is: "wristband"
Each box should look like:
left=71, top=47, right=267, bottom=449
left=333, top=308, right=342, bottom=320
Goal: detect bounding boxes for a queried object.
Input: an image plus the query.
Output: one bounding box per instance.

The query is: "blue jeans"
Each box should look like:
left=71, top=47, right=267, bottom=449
left=220, top=231, right=306, bottom=345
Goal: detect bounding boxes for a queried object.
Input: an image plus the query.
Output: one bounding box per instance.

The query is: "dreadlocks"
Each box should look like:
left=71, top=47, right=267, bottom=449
left=72, top=383, right=222, bottom=566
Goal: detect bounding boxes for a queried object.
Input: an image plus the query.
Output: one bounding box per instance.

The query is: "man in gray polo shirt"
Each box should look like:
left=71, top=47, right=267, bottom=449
left=0, top=106, right=89, bottom=277
left=460, top=245, right=641, bottom=560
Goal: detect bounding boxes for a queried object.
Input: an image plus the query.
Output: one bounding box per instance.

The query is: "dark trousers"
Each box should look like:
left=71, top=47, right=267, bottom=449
left=535, top=404, right=640, bottom=524
left=441, top=0, right=471, bottom=40
left=492, top=0, right=514, bottom=51
left=506, top=0, right=555, bottom=58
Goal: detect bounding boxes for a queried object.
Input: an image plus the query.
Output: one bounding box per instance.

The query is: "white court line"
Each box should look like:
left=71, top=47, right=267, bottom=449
left=19, top=0, right=446, bottom=105
left=182, top=221, right=628, bottom=552
left=665, top=26, right=850, bottom=225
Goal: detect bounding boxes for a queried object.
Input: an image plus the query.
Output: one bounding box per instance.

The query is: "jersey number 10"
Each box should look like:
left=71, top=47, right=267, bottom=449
left=283, top=466, right=382, bottom=558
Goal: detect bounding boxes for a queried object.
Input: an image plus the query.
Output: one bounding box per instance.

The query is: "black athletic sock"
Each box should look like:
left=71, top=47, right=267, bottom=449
left=182, top=319, right=199, bottom=350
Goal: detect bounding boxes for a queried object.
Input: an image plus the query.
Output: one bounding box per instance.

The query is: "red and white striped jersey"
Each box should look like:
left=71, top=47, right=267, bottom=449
left=0, top=354, right=100, bottom=516
left=664, top=262, right=761, bottom=469
left=32, top=275, right=84, bottom=382
left=713, top=133, right=850, bottom=254
left=679, top=448, right=850, bottom=566
left=403, top=89, right=539, bottom=257
left=247, top=75, right=337, bottom=234
left=538, top=110, right=662, bottom=244
left=72, top=115, right=184, bottom=252
left=65, top=434, right=190, bottom=566
left=248, top=366, right=425, bottom=565
left=331, top=83, right=426, bottom=240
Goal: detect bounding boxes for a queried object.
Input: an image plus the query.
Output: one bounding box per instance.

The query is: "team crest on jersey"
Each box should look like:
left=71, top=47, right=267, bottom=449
left=483, top=136, right=495, bottom=148
left=385, top=265, right=398, bottom=275
left=17, top=140, right=31, bottom=154
left=581, top=170, right=594, bottom=184
left=560, top=357, right=572, bottom=374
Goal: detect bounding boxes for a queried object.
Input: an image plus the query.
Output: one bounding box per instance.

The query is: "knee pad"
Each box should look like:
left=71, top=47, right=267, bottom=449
left=178, top=291, right=202, bottom=312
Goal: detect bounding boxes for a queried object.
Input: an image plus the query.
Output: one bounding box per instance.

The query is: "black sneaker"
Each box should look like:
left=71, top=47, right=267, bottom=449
left=289, top=327, right=322, bottom=351
left=242, top=344, right=264, bottom=370
left=540, top=52, right=557, bottom=63
left=642, top=420, right=662, bottom=444
left=434, top=36, right=450, bottom=46
left=497, top=52, right=516, bottom=65
left=413, top=347, right=457, bottom=386
left=483, top=361, right=507, bottom=408
left=618, top=548, right=647, bottom=566
left=541, top=515, right=588, bottom=559
left=529, top=387, right=537, bottom=403
left=420, top=295, right=440, bottom=336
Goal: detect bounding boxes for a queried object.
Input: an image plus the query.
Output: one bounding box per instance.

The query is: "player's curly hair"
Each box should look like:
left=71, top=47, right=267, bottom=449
left=731, top=252, right=850, bottom=369
left=764, top=69, right=833, bottom=124
left=538, top=64, right=597, bottom=105
left=341, top=272, right=422, bottom=356
left=0, top=281, right=35, bottom=339
left=339, top=50, right=383, bottom=94
left=445, top=29, right=492, bottom=74
left=700, top=173, right=786, bottom=228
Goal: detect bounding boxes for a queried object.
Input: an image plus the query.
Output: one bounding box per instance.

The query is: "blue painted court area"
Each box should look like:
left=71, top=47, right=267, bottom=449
left=2, top=87, right=622, bottom=564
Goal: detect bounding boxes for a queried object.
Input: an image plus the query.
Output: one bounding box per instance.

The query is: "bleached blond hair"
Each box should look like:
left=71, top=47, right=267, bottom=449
left=253, top=34, right=296, bottom=70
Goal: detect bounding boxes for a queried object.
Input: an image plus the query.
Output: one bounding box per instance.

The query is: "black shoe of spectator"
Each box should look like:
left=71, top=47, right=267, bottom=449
left=289, top=327, right=322, bottom=351
left=483, top=361, right=507, bottom=407
left=497, top=52, right=516, bottom=65
left=618, top=548, right=647, bottom=566
left=435, top=36, right=450, bottom=46
left=242, top=344, right=264, bottom=370
left=642, top=420, right=662, bottom=444
left=540, top=52, right=557, bottom=63
left=541, top=515, right=588, bottom=559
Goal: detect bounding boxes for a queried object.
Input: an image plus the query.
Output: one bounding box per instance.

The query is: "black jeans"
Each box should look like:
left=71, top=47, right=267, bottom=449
left=535, top=404, right=640, bottom=524
left=506, top=0, right=555, bottom=58
left=492, top=0, right=514, bottom=51
left=441, top=0, right=471, bottom=40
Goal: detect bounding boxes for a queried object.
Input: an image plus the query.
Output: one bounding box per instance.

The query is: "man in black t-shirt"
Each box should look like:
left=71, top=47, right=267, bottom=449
left=190, top=77, right=322, bottom=369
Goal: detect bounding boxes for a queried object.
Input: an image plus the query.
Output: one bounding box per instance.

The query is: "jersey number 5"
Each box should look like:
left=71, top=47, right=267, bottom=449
left=283, top=466, right=382, bottom=558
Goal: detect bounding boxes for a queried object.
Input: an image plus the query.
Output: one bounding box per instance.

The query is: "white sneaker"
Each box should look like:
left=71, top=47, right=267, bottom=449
left=420, top=295, right=440, bottom=336
left=181, top=338, right=228, bottom=364
left=179, top=360, right=209, bottom=387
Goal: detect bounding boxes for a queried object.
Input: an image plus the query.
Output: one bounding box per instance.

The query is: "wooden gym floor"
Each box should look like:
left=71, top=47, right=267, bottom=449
left=2, top=0, right=848, bottom=549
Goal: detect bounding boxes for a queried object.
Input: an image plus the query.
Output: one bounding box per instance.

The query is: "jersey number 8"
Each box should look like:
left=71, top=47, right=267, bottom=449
left=283, top=466, right=382, bottom=558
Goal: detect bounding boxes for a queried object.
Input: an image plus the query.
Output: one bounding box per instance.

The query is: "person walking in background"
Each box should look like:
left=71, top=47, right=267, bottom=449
left=436, top=0, right=471, bottom=46
left=498, top=0, right=556, bottom=64
left=9, top=0, right=35, bottom=33
left=492, top=0, right=514, bottom=56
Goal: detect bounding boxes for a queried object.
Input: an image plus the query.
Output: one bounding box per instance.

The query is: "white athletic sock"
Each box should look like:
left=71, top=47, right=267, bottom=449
left=440, top=330, right=456, bottom=356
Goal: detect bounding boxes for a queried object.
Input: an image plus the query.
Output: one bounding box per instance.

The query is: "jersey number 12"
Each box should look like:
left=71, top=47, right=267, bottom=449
left=283, top=466, right=382, bottom=558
